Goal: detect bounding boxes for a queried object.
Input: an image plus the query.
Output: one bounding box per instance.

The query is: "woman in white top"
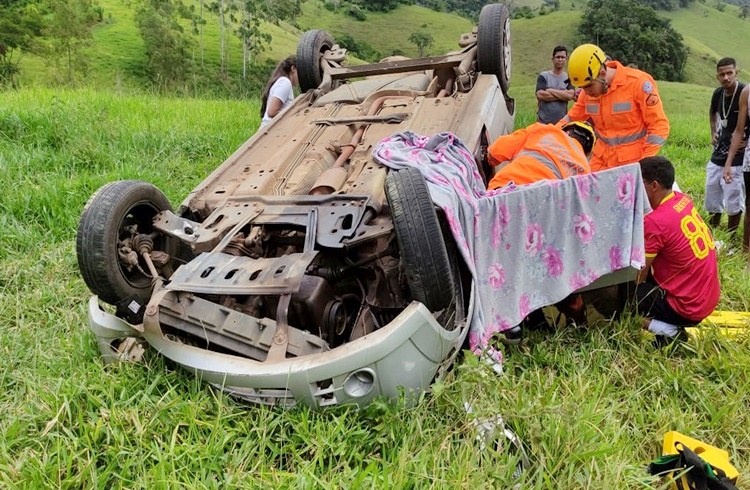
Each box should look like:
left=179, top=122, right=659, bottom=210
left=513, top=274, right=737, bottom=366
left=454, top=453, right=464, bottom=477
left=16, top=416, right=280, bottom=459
left=260, top=55, right=298, bottom=127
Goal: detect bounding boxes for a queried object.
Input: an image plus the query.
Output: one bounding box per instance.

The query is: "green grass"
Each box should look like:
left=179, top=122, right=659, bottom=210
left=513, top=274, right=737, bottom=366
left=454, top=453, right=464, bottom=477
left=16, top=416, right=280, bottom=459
left=13, top=0, right=750, bottom=92
left=508, top=11, right=582, bottom=86
left=664, top=1, right=750, bottom=85
left=1, top=85, right=749, bottom=488
left=297, top=3, right=474, bottom=59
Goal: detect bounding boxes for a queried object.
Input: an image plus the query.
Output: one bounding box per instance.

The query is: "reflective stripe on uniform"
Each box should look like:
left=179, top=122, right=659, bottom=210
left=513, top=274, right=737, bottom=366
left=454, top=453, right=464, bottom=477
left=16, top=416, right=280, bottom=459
left=585, top=104, right=600, bottom=114
left=612, top=102, right=632, bottom=113
left=598, top=129, right=647, bottom=146
left=517, top=149, right=564, bottom=178
left=646, top=134, right=666, bottom=145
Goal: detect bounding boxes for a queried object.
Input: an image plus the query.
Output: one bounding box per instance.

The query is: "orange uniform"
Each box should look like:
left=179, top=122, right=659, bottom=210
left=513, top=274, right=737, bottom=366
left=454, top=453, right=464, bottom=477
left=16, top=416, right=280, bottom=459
left=487, top=123, right=591, bottom=190
left=559, top=61, right=670, bottom=172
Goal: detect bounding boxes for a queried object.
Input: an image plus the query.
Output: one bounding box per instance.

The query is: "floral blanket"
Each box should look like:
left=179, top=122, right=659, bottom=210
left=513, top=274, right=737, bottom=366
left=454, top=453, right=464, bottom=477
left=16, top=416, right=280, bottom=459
left=372, top=131, right=646, bottom=364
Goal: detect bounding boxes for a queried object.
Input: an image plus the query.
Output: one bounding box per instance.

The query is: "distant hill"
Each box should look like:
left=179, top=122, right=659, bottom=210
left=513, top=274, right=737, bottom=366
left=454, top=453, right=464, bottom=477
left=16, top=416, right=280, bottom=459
left=13, top=0, right=750, bottom=92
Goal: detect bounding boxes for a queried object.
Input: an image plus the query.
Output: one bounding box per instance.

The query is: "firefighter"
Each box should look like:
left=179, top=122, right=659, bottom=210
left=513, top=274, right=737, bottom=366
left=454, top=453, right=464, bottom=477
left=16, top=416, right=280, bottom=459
left=559, top=44, right=670, bottom=172
left=487, top=121, right=596, bottom=190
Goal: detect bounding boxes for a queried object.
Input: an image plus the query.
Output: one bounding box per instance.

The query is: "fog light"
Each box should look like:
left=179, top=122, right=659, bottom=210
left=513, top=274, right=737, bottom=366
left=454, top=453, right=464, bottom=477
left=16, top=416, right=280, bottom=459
left=343, top=369, right=376, bottom=398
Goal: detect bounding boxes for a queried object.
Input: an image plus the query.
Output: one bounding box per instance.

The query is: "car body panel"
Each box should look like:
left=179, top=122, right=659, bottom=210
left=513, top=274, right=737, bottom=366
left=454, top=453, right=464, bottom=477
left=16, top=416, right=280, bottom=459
left=80, top=18, right=515, bottom=408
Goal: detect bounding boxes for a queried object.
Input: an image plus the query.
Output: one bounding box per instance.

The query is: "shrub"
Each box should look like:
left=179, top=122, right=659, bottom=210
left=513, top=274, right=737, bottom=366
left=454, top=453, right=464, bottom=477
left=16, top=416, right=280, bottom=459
left=347, top=4, right=367, bottom=21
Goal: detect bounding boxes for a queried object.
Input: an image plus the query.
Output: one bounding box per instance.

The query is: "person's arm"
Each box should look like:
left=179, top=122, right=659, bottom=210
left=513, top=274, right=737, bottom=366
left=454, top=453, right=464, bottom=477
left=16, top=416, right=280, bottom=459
left=636, top=211, right=664, bottom=284
left=544, top=88, right=575, bottom=101
left=638, top=214, right=661, bottom=284
left=535, top=73, right=556, bottom=102
left=266, top=97, right=285, bottom=118
left=723, top=85, right=749, bottom=183
left=536, top=73, right=575, bottom=102
left=536, top=90, right=558, bottom=102
left=556, top=93, right=587, bottom=127
left=488, top=127, right=527, bottom=165
left=639, top=77, right=670, bottom=157
left=636, top=255, right=655, bottom=284
left=709, top=90, right=719, bottom=147
left=265, top=77, right=293, bottom=119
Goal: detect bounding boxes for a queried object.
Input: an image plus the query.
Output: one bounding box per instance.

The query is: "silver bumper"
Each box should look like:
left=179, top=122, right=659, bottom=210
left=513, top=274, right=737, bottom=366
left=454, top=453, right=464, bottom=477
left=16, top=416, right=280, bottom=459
left=88, top=293, right=471, bottom=408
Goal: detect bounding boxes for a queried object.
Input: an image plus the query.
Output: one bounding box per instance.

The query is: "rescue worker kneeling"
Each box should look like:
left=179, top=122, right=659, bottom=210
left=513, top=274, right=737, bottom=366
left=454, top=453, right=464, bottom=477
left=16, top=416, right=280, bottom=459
left=487, top=121, right=595, bottom=190
left=486, top=121, right=597, bottom=342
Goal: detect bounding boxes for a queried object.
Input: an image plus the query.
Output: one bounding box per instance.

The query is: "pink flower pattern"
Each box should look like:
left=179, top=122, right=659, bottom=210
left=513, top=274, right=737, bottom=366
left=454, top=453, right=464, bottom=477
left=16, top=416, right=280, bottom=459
left=371, top=131, right=647, bottom=375
left=630, top=246, right=645, bottom=267
left=519, top=294, right=531, bottom=319
left=524, top=223, right=544, bottom=256
left=542, top=246, right=563, bottom=277
left=617, top=173, right=636, bottom=208
left=569, top=272, right=589, bottom=291
left=488, top=263, right=506, bottom=290
left=609, top=245, right=623, bottom=270
left=491, top=204, right=510, bottom=249
left=573, top=213, right=596, bottom=244
left=575, top=175, right=592, bottom=199
left=483, top=313, right=513, bottom=342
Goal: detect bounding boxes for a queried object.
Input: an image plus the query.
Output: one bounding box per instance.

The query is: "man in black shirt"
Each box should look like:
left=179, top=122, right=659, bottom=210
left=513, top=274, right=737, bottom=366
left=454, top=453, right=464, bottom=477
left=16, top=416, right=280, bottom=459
left=706, top=57, right=748, bottom=235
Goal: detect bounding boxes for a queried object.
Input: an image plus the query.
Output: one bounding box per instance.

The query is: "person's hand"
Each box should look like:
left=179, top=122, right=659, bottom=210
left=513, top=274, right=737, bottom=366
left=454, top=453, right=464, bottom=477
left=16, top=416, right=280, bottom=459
left=723, top=166, right=733, bottom=184
left=573, top=88, right=582, bottom=100
left=711, top=132, right=718, bottom=146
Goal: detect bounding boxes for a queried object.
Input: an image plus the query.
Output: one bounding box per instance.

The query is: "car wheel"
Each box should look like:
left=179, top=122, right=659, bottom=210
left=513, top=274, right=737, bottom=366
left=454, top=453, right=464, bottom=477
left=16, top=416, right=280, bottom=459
left=477, top=3, right=511, bottom=93
left=296, top=29, right=336, bottom=92
left=76, top=180, right=175, bottom=321
left=385, top=167, right=455, bottom=312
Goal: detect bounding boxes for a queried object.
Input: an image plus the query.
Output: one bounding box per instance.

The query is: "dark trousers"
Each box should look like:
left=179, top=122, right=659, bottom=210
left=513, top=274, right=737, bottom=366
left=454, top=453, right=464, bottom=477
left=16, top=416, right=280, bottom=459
left=634, top=280, right=698, bottom=327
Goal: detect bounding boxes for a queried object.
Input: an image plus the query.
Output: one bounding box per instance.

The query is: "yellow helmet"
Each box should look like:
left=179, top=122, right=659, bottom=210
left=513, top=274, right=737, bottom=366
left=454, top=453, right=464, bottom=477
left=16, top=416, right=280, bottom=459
left=562, top=121, right=596, bottom=156
left=567, top=44, right=607, bottom=88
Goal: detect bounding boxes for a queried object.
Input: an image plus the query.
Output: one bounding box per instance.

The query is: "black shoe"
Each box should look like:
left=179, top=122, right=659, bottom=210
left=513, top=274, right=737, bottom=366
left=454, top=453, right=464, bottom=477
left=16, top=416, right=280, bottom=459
left=652, top=329, right=688, bottom=349
left=522, top=309, right=554, bottom=332
left=499, top=325, right=523, bottom=345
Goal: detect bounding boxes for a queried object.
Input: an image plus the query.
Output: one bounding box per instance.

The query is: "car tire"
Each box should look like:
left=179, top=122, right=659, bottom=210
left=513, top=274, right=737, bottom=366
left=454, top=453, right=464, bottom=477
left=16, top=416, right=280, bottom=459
left=477, top=3, right=511, bottom=93
left=385, top=167, right=455, bottom=312
left=296, top=29, right=336, bottom=92
left=76, top=180, right=174, bottom=320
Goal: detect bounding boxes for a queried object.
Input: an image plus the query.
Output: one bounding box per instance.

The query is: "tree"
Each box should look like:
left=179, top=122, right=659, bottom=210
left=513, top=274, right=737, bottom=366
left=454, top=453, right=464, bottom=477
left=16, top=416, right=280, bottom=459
left=638, top=0, right=694, bottom=9
left=135, top=0, right=195, bottom=89
left=354, top=0, right=402, bottom=12
left=578, top=0, right=688, bottom=82
left=236, top=0, right=271, bottom=79
left=44, top=0, right=100, bottom=83
left=408, top=32, right=433, bottom=57
left=235, top=0, right=306, bottom=79
left=208, top=0, right=232, bottom=74
left=741, top=3, right=750, bottom=18
left=0, top=2, right=44, bottom=86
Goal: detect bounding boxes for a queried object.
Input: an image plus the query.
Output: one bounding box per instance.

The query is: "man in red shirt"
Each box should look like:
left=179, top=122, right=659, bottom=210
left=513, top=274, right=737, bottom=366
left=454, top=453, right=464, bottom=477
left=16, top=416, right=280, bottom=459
left=637, top=156, right=720, bottom=343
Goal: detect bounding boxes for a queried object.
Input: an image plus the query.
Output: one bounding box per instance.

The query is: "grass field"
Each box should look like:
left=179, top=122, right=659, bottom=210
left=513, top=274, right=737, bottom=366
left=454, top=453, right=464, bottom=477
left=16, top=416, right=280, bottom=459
left=1, top=83, right=749, bottom=488
left=14, top=0, right=750, bottom=92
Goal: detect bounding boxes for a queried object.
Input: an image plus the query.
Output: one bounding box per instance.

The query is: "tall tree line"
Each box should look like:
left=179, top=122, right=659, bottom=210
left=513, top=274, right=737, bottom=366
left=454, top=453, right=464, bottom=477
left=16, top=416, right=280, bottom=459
left=578, top=0, right=688, bottom=81
left=0, top=0, right=99, bottom=86
left=0, top=0, right=303, bottom=92
left=127, top=0, right=305, bottom=90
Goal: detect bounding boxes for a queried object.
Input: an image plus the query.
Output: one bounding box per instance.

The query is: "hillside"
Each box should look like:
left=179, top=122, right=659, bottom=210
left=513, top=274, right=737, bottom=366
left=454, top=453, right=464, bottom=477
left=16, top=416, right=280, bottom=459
left=11, top=0, right=750, bottom=91
left=664, top=1, right=750, bottom=85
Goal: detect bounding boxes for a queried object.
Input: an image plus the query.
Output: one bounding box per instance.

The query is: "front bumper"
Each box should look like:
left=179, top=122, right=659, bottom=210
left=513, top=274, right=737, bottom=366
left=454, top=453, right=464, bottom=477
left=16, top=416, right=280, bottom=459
left=87, top=289, right=472, bottom=408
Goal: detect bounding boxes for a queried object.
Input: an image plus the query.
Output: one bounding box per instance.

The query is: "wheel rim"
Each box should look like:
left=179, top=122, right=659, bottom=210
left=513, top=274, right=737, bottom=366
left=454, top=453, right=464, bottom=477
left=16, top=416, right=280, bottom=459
left=503, top=17, right=511, bottom=85
left=116, top=201, right=162, bottom=290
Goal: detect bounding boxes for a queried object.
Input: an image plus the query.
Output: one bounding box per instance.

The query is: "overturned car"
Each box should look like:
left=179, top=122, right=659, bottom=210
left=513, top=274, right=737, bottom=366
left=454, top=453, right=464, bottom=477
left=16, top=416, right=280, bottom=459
left=77, top=4, right=515, bottom=408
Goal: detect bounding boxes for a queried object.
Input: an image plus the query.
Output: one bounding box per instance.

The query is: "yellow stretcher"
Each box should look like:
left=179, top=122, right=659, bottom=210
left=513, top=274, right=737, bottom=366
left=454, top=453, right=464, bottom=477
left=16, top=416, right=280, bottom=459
left=662, top=431, right=739, bottom=485
left=685, top=310, right=750, bottom=340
